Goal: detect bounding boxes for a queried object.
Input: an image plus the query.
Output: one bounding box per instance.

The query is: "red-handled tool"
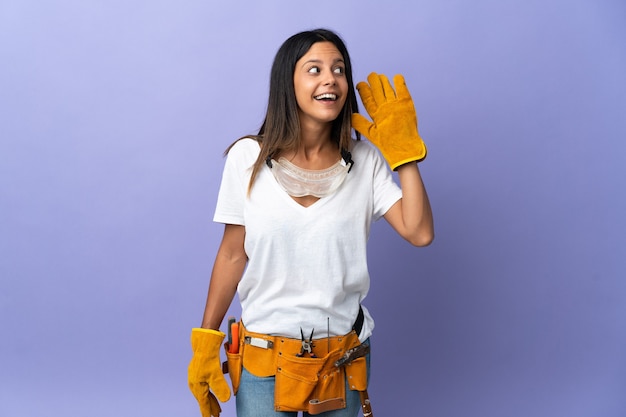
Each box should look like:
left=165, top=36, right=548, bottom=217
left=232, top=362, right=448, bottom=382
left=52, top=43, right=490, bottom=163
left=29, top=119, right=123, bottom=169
left=227, top=317, right=239, bottom=354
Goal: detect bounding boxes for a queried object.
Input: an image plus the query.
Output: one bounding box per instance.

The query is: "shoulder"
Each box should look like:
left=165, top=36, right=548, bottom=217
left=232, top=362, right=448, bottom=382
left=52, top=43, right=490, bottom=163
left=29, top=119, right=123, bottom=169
left=228, top=137, right=261, bottom=155
left=350, top=140, right=385, bottom=166
left=226, top=137, right=261, bottom=165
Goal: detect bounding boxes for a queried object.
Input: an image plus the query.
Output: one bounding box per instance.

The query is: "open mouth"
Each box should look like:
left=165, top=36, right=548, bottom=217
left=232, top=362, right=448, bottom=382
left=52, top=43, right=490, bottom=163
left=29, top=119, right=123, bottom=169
left=314, top=93, right=338, bottom=101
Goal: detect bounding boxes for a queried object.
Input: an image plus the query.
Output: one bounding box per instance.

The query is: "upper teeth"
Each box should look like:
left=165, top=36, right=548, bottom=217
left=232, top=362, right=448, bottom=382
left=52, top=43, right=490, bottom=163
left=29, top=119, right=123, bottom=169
left=315, top=93, right=337, bottom=100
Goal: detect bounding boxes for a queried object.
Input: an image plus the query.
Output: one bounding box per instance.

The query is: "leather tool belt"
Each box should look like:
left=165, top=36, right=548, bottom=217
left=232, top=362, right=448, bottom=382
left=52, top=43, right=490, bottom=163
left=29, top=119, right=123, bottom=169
left=224, top=322, right=368, bottom=414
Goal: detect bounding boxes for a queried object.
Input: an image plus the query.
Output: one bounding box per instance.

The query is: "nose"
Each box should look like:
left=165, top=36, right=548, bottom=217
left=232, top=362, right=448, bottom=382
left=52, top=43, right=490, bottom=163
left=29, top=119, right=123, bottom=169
left=322, top=69, right=336, bottom=86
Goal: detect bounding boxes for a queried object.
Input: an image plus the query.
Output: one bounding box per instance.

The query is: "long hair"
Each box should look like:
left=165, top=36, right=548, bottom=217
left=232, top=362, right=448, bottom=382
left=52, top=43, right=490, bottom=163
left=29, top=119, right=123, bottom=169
left=227, top=28, right=360, bottom=193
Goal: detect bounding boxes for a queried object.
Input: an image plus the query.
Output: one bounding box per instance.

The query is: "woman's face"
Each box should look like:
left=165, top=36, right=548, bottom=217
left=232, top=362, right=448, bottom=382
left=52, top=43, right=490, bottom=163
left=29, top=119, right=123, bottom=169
left=293, top=41, right=349, bottom=129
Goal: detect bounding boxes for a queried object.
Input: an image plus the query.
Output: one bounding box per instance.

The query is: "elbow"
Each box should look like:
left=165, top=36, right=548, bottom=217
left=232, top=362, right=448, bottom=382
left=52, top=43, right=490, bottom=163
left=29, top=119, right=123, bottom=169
left=410, top=234, right=434, bottom=247
left=406, top=228, right=434, bottom=247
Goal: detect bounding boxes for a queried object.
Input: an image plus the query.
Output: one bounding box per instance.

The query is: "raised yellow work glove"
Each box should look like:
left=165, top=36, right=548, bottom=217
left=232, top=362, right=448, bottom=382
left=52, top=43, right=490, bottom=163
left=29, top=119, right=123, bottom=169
left=352, top=73, right=427, bottom=170
left=188, top=328, right=231, bottom=417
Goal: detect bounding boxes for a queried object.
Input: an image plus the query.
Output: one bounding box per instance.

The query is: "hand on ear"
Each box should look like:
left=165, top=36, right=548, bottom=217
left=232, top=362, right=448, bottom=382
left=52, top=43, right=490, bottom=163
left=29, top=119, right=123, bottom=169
left=352, top=73, right=427, bottom=170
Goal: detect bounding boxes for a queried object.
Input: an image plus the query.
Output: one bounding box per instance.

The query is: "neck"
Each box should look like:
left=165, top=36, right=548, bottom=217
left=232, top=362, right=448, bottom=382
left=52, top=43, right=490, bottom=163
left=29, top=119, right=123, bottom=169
left=277, top=122, right=338, bottom=168
left=297, top=119, right=333, bottom=153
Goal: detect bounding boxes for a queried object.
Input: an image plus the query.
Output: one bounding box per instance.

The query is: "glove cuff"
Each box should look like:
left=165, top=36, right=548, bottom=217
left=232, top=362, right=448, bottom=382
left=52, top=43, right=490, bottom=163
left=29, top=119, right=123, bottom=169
left=389, top=147, right=427, bottom=170
left=191, top=328, right=226, bottom=352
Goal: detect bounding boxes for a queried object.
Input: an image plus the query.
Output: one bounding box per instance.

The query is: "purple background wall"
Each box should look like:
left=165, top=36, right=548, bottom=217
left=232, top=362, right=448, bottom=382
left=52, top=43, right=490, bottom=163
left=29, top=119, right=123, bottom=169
left=1, top=1, right=624, bottom=416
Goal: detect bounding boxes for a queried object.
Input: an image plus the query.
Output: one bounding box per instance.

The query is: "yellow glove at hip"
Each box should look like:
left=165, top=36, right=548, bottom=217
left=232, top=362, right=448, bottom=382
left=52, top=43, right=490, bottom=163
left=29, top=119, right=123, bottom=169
left=352, top=73, right=427, bottom=170
left=188, top=328, right=231, bottom=417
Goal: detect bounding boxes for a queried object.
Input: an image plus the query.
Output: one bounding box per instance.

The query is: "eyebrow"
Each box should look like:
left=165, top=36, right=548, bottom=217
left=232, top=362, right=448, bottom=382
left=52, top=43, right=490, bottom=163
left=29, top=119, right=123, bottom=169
left=301, top=58, right=345, bottom=67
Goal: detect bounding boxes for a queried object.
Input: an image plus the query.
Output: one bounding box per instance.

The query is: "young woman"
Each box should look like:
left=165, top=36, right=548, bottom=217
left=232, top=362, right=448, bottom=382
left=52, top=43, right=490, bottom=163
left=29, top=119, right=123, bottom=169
left=188, top=28, right=434, bottom=417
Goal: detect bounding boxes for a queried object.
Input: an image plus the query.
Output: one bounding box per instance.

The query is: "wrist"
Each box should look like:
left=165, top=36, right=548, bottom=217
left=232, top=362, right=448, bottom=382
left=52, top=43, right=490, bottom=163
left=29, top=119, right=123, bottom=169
left=391, top=157, right=421, bottom=171
left=395, top=161, right=418, bottom=171
left=192, top=327, right=225, bottom=337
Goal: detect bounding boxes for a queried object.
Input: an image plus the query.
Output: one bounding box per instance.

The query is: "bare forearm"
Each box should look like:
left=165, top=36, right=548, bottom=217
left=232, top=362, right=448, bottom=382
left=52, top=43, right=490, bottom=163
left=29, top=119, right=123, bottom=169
left=200, top=254, right=246, bottom=330
left=200, top=224, right=247, bottom=330
left=394, top=162, right=434, bottom=246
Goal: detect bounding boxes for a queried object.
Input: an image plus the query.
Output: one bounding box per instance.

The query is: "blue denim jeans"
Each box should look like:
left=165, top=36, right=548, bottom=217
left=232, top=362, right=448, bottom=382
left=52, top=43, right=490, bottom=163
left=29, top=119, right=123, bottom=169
left=236, top=339, right=370, bottom=417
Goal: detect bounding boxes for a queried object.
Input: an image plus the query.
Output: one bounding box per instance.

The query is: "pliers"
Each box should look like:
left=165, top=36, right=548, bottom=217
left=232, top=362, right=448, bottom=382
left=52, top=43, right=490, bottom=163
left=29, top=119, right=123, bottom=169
left=296, top=328, right=316, bottom=357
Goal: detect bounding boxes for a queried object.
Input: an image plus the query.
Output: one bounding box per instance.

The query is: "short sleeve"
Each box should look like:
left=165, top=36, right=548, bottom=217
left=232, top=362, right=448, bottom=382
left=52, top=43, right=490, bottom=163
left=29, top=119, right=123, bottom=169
left=213, top=139, right=259, bottom=225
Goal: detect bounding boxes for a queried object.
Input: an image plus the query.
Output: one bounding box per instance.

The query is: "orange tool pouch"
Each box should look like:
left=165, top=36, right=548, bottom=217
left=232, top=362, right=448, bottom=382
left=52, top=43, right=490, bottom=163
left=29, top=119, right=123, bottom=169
left=224, top=322, right=368, bottom=414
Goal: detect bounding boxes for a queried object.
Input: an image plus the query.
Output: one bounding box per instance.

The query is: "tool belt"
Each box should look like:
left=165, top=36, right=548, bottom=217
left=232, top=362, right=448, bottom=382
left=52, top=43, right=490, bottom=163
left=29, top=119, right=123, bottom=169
left=224, top=322, right=368, bottom=414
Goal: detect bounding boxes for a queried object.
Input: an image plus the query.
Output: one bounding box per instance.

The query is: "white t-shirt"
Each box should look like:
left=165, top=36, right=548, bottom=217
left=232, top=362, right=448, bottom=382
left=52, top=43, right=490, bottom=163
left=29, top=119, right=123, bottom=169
left=214, top=138, right=402, bottom=341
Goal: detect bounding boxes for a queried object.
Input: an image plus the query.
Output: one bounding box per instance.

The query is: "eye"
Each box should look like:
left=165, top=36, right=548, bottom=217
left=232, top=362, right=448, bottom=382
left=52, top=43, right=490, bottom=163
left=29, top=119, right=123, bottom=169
left=333, top=66, right=345, bottom=75
left=307, top=66, right=320, bottom=74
